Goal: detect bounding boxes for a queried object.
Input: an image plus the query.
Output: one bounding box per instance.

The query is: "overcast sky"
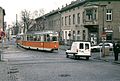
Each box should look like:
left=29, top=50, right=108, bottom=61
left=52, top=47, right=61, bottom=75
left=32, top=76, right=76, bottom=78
left=0, top=0, right=74, bottom=25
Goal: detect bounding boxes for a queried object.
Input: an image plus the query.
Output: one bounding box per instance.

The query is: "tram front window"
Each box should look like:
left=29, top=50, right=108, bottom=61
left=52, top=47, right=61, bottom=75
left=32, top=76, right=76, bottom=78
left=52, top=36, right=57, bottom=41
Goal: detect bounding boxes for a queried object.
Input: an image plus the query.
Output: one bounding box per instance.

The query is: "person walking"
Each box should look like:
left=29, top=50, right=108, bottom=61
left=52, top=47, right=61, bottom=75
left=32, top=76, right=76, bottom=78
left=113, top=41, right=120, bottom=61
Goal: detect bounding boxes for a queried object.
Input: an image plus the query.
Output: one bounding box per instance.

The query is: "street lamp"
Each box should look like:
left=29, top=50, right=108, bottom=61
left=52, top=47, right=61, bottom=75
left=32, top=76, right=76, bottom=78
left=58, top=10, right=62, bottom=43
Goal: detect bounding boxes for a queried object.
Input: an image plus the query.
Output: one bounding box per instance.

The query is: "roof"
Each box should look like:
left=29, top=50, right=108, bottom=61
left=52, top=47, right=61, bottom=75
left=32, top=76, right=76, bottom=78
left=35, top=9, right=60, bottom=20
left=87, top=0, right=120, bottom=2
left=60, top=0, right=87, bottom=12
left=26, top=30, right=58, bottom=35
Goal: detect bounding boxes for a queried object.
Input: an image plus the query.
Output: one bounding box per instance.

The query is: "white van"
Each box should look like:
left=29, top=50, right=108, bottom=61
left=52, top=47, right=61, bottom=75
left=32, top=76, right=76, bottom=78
left=66, top=41, right=91, bottom=60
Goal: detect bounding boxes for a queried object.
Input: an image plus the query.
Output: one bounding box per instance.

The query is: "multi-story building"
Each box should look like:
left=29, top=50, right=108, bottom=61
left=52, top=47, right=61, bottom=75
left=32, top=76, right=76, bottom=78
left=33, top=0, right=120, bottom=45
left=0, top=7, right=5, bottom=31
left=35, top=9, right=62, bottom=41
left=35, top=9, right=61, bottom=31
left=83, top=0, right=120, bottom=45
left=60, top=0, right=88, bottom=44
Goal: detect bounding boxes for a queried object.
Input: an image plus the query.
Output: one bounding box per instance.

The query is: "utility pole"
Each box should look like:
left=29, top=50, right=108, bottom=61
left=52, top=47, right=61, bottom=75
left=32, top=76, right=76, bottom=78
left=15, top=14, right=19, bottom=35
left=100, top=4, right=107, bottom=57
left=58, top=10, right=62, bottom=43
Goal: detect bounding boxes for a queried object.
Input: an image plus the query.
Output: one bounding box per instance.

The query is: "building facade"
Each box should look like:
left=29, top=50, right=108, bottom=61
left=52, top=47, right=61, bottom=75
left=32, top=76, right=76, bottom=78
left=0, top=7, right=5, bottom=31
left=33, top=0, right=120, bottom=45
left=60, top=1, right=88, bottom=44
left=84, top=0, right=120, bottom=45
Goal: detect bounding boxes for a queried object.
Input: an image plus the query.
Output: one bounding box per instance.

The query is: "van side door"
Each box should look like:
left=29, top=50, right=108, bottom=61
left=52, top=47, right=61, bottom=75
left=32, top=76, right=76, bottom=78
left=78, top=43, right=84, bottom=55
left=84, top=43, right=91, bottom=56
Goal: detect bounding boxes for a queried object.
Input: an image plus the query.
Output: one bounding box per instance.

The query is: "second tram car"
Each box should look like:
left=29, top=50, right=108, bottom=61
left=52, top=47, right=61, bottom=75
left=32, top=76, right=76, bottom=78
left=16, top=31, right=59, bottom=52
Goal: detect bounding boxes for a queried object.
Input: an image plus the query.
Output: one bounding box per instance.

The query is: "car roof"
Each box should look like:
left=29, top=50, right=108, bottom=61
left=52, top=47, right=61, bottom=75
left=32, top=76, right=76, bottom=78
left=73, top=41, right=90, bottom=44
left=99, top=42, right=113, bottom=44
left=99, top=42, right=113, bottom=46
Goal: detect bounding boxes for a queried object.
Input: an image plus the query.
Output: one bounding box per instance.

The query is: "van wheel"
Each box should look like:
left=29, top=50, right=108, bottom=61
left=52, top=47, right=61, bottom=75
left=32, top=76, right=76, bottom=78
left=86, top=57, right=89, bottom=60
left=66, top=53, right=69, bottom=58
left=73, top=54, right=77, bottom=60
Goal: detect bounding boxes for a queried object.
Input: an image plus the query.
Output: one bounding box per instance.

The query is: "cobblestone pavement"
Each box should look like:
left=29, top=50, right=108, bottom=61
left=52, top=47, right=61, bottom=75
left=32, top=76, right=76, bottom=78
left=0, top=62, right=8, bottom=81
left=60, top=45, right=120, bottom=64
left=0, top=44, right=120, bottom=81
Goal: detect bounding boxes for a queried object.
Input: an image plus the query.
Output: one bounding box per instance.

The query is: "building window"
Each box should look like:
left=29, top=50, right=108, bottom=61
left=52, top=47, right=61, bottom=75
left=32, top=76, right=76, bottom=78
left=69, top=15, right=71, bottom=25
left=106, top=9, right=112, bottom=21
left=83, top=30, right=86, bottom=40
left=93, top=9, right=97, bottom=20
left=77, top=13, right=80, bottom=24
left=119, top=26, right=120, bottom=32
left=73, top=31, right=75, bottom=34
left=69, top=9, right=71, bottom=12
left=73, top=31, right=76, bottom=41
left=0, top=20, right=1, bottom=25
left=77, top=30, right=80, bottom=34
left=65, top=16, right=67, bottom=26
left=73, top=14, right=75, bottom=24
left=62, top=17, right=63, bottom=26
left=85, top=9, right=93, bottom=21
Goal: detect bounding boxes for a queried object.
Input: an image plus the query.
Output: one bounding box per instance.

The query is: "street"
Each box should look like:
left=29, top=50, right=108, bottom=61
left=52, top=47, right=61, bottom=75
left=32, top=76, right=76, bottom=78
left=2, top=45, right=120, bottom=81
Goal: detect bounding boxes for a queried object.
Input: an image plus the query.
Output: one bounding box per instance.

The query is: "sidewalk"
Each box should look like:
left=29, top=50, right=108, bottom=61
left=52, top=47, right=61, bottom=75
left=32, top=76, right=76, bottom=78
left=0, top=41, right=13, bottom=81
left=93, top=52, right=120, bottom=64
left=0, top=62, right=8, bottom=81
left=59, top=45, right=120, bottom=64
left=0, top=45, right=8, bottom=81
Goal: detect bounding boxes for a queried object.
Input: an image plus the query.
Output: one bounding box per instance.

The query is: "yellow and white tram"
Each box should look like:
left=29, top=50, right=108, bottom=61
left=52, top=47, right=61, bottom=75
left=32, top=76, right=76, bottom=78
left=16, top=31, right=59, bottom=52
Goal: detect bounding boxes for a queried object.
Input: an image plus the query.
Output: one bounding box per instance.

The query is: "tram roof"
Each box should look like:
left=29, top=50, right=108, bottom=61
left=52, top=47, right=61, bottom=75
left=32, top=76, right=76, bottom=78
left=26, top=31, right=58, bottom=35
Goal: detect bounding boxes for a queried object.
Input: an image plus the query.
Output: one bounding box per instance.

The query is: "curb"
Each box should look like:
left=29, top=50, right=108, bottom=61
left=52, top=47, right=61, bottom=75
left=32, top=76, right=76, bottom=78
left=113, top=61, right=120, bottom=64
left=93, top=57, right=120, bottom=64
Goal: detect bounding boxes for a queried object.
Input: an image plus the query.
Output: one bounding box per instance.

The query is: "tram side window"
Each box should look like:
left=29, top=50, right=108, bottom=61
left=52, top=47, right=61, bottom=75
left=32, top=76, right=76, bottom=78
left=44, top=35, right=47, bottom=42
left=41, top=35, right=44, bottom=42
left=37, top=35, right=41, bottom=41
left=47, top=34, right=50, bottom=41
left=52, top=36, right=57, bottom=41
left=30, top=35, right=33, bottom=41
left=33, top=36, right=37, bottom=41
left=27, top=36, right=30, bottom=41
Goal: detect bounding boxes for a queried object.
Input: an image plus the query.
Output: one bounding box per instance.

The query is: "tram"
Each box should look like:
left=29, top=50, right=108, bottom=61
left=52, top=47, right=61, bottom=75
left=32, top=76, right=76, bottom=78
left=16, top=31, right=59, bottom=52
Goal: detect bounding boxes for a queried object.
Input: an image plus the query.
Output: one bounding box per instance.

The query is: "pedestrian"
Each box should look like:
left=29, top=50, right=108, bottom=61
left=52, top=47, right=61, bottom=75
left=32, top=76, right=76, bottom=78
left=113, top=41, right=120, bottom=61
left=113, top=41, right=116, bottom=53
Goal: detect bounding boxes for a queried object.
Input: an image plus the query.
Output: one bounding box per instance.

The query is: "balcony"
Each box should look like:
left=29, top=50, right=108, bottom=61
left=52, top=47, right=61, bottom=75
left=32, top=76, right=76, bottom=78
left=83, top=19, right=98, bottom=26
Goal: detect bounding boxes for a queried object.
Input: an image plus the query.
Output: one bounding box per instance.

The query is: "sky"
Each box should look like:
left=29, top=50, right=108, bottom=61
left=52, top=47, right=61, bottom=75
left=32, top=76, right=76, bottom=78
left=0, top=0, right=74, bottom=26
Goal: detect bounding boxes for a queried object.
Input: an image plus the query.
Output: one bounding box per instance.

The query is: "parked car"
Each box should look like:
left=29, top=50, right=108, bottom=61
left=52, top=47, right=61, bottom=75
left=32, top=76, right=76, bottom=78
left=91, top=42, right=113, bottom=52
left=66, top=41, right=91, bottom=60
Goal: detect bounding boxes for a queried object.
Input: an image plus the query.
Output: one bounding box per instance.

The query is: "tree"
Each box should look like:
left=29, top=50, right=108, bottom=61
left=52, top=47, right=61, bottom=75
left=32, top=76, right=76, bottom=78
left=32, top=9, right=45, bottom=19
left=21, top=9, right=32, bottom=33
left=20, top=9, right=45, bottom=33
